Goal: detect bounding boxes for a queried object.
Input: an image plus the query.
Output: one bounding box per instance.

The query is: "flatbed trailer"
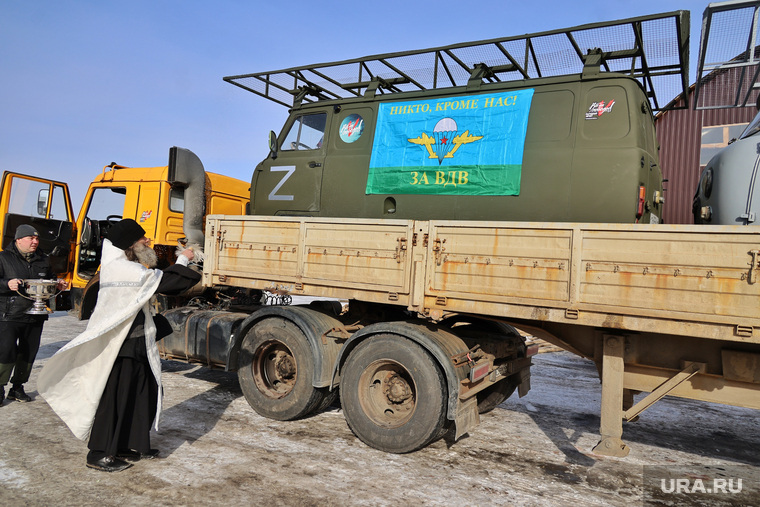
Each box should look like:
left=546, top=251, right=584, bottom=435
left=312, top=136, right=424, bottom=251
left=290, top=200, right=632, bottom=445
left=158, top=10, right=760, bottom=456
left=193, top=215, right=760, bottom=455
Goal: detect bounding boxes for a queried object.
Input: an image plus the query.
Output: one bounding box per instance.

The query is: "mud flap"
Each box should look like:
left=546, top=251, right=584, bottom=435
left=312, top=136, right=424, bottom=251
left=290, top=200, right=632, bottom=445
left=517, top=368, right=531, bottom=397
left=454, top=396, right=480, bottom=440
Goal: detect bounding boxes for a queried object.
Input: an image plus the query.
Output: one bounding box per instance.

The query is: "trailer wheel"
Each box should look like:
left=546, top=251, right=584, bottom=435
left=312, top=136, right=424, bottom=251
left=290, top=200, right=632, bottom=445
left=476, top=379, right=517, bottom=414
left=238, top=317, right=328, bottom=420
left=340, top=334, right=447, bottom=453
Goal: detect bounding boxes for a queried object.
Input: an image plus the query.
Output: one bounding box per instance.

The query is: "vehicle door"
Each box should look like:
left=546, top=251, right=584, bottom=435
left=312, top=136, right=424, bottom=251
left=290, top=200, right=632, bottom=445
left=0, top=172, right=75, bottom=277
left=252, top=111, right=329, bottom=215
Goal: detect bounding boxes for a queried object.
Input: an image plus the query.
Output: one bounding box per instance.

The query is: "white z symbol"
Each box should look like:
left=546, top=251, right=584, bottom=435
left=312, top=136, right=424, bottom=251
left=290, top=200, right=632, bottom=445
left=268, top=166, right=295, bottom=201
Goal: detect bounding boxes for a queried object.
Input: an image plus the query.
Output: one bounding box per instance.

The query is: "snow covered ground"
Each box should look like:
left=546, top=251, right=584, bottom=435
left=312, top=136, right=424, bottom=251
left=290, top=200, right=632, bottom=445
left=1, top=311, right=758, bottom=506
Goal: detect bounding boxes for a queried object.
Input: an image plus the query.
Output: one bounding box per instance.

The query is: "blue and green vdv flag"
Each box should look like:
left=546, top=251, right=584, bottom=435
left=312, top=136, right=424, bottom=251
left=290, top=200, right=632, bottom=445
left=366, top=89, right=534, bottom=195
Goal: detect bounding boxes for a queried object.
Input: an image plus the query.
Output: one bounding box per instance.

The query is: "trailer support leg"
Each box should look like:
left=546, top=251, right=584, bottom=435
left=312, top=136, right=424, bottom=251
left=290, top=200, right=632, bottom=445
left=592, top=335, right=630, bottom=457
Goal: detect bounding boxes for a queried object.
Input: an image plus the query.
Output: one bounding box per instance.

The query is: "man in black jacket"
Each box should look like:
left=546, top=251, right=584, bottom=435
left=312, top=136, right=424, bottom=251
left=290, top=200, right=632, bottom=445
left=0, top=224, right=65, bottom=405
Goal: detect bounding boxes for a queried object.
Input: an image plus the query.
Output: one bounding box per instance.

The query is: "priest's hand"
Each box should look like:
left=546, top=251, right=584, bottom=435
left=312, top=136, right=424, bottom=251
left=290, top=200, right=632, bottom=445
left=179, top=249, right=195, bottom=262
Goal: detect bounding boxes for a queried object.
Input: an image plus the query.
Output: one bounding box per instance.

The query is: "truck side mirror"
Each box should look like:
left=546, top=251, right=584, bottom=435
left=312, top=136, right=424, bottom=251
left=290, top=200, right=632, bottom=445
left=37, top=189, right=49, bottom=217
left=268, top=130, right=278, bottom=160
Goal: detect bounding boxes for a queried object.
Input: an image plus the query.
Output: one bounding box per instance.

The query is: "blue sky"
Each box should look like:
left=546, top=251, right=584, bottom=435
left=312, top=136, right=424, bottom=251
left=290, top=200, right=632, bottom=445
left=1, top=0, right=712, bottom=211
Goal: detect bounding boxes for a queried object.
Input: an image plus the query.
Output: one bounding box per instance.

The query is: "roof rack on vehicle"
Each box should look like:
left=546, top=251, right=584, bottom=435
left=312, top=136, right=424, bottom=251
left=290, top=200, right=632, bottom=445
left=695, top=0, right=760, bottom=110
left=224, top=10, right=689, bottom=112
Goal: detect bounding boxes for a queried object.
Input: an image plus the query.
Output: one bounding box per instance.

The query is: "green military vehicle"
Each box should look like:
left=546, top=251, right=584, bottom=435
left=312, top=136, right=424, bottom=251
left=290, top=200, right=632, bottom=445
left=225, top=12, right=683, bottom=224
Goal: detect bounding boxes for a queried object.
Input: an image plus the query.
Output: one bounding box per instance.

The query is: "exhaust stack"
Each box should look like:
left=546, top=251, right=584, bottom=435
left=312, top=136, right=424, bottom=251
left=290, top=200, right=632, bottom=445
left=168, top=146, right=206, bottom=246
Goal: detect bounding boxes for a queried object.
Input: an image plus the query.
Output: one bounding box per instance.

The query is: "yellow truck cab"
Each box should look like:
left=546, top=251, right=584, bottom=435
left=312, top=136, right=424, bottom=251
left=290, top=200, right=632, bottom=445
left=0, top=147, right=250, bottom=317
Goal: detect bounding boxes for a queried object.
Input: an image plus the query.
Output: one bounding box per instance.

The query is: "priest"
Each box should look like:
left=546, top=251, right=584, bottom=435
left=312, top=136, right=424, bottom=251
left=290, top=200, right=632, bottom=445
left=38, top=219, right=201, bottom=472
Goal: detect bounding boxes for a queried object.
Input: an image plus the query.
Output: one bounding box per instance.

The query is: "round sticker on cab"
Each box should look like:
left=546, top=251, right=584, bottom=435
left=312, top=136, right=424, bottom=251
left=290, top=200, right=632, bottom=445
left=339, top=114, right=364, bottom=143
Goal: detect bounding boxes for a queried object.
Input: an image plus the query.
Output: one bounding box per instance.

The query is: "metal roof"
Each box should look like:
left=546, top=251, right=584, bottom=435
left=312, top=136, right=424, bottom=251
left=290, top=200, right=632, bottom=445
left=695, top=0, right=760, bottom=110
left=225, top=10, right=689, bottom=112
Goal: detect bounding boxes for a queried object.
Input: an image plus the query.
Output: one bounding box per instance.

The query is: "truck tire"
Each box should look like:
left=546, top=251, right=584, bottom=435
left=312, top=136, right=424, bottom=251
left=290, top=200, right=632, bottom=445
left=340, top=334, right=447, bottom=453
left=237, top=317, right=328, bottom=420
left=476, top=380, right=517, bottom=414
left=79, top=273, right=100, bottom=320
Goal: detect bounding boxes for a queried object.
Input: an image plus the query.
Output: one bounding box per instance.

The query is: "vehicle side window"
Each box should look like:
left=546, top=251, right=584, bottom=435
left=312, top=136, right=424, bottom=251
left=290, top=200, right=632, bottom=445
left=14, top=183, right=71, bottom=220
left=50, top=185, right=69, bottom=220
left=282, top=113, right=327, bottom=151
left=700, top=123, right=748, bottom=165
left=169, top=187, right=184, bottom=213
left=8, top=178, right=52, bottom=218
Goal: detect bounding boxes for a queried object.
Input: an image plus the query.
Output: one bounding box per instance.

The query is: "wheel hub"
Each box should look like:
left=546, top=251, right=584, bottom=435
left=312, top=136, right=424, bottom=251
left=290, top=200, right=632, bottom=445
left=384, top=373, right=412, bottom=403
left=253, top=341, right=298, bottom=398
left=274, top=351, right=296, bottom=379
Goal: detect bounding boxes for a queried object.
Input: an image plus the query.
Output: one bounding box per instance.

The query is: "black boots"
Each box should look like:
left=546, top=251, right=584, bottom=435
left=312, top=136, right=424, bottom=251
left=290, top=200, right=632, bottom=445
left=117, top=448, right=160, bottom=461
left=7, top=385, right=31, bottom=402
left=86, top=455, right=133, bottom=473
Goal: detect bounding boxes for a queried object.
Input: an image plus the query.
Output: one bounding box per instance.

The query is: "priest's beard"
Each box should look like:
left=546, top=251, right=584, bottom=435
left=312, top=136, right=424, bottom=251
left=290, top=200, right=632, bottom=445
left=127, top=242, right=158, bottom=268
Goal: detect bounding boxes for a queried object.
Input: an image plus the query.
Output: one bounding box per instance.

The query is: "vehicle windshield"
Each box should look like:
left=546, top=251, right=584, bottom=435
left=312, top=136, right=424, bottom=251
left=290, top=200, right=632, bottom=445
left=739, top=110, right=760, bottom=139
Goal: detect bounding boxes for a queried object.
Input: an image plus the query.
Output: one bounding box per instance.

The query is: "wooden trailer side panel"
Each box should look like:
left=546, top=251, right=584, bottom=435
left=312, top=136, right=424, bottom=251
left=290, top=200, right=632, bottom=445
left=578, top=228, right=759, bottom=319
left=426, top=225, right=573, bottom=303
left=205, top=216, right=415, bottom=303
left=205, top=217, right=760, bottom=340
left=423, top=222, right=760, bottom=339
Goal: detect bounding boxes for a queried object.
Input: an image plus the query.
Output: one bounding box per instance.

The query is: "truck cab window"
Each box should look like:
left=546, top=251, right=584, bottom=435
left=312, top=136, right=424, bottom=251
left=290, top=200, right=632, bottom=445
left=282, top=113, right=327, bottom=151
left=30, top=185, right=68, bottom=220
left=8, top=179, right=54, bottom=218
left=700, top=123, right=748, bottom=165
left=170, top=187, right=184, bottom=213
left=49, top=185, right=69, bottom=220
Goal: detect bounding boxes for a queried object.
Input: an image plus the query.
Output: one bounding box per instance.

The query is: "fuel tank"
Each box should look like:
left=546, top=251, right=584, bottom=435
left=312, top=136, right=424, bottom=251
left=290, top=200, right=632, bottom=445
left=159, top=307, right=249, bottom=369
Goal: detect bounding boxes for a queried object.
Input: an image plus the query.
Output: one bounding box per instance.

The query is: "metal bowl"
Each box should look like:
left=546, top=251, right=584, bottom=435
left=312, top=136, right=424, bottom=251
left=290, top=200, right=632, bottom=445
left=22, top=279, right=59, bottom=314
